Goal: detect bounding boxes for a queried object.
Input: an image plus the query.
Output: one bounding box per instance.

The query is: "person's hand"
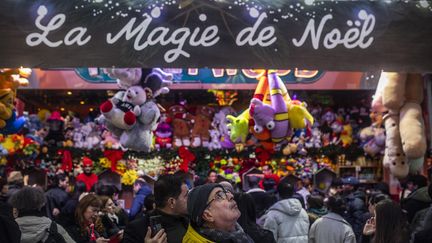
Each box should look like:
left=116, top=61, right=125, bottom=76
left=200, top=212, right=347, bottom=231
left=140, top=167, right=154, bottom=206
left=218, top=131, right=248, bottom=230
left=144, top=227, right=167, bottom=243
left=52, top=208, right=60, bottom=216
left=95, top=237, right=109, bottom=243
left=363, top=217, right=376, bottom=236
left=117, top=229, right=124, bottom=241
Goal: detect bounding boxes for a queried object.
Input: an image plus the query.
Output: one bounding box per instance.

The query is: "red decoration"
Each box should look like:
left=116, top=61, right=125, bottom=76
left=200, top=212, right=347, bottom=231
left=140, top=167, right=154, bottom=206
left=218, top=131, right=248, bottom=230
left=178, top=146, right=195, bottom=172
left=60, top=150, right=73, bottom=172
left=104, top=150, right=124, bottom=172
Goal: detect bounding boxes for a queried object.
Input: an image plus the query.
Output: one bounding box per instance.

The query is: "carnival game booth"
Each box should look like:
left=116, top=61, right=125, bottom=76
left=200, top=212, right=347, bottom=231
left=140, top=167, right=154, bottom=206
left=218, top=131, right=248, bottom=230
left=1, top=0, right=432, bottom=203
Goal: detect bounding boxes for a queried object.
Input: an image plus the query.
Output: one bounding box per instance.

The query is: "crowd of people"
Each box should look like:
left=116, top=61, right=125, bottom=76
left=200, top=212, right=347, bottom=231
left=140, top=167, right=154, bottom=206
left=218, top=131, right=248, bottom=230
left=1, top=167, right=432, bottom=243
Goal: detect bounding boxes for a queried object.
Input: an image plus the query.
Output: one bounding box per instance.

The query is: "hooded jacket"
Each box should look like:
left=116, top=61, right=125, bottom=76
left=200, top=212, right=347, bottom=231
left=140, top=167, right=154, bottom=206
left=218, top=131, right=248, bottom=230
left=262, top=198, right=309, bottom=243
left=401, top=186, right=432, bottom=223
left=309, top=212, right=356, bottom=243
left=15, top=216, right=75, bottom=243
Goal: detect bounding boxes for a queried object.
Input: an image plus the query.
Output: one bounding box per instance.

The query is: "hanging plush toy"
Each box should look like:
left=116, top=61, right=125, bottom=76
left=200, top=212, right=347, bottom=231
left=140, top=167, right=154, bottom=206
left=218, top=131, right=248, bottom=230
left=100, top=68, right=172, bottom=152
left=0, top=68, right=31, bottom=90
left=374, top=72, right=426, bottom=178
left=226, top=109, right=249, bottom=144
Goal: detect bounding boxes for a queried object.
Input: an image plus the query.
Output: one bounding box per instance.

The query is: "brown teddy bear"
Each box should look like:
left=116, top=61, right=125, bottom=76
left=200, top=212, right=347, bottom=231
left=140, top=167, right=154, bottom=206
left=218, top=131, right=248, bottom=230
left=191, top=106, right=214, bottom=147
left=168, top=105, right=193, bottom=147
left=373, top=72, right=426, bottom=178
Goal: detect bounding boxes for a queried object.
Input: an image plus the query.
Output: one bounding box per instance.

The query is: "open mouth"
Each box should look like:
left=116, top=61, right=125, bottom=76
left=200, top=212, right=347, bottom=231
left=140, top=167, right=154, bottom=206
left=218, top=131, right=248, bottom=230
left=127, top=95, right=132, bottom=100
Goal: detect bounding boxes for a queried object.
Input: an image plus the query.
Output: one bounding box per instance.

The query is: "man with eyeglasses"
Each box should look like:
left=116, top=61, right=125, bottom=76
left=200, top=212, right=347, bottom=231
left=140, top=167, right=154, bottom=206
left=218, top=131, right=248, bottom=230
left=183, top=183, right=253, bottom=243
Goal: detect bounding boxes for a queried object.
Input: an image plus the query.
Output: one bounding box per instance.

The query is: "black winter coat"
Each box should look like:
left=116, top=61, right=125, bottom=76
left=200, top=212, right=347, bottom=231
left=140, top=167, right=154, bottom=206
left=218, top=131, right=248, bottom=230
left=343, top=190, right=367, bottom=242
left=122, top=209, right=189, bottom=243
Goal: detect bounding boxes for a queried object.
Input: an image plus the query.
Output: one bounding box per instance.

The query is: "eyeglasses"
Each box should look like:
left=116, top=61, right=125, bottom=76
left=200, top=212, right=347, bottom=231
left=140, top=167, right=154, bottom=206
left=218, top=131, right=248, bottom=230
left=205, top=189, right=232, bottom=209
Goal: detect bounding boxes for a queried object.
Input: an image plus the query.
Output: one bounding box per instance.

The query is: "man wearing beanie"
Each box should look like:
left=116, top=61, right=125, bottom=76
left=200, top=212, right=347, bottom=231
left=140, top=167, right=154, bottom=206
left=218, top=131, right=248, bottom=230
left=183, top=183, right=253, bottom=243
left=76, top=157, right=98, bottom=192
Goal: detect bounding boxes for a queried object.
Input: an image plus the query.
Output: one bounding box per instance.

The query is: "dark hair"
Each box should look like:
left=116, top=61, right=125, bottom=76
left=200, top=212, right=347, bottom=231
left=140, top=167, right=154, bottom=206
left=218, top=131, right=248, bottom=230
left=307, top=195, right=324, bottom=209
left=277, top=182, right=294, bottom=199
left=144, top=194, right=155, bottom=212
left=9, top=187, right=46, bottom=215
left=99, top=195, right=112, bottom=213
left=52, top=173, right=68, bottom=187
left=154, top=175, right=183, bottom=208
left=72, top=181, right=87, bottom=200
left=75, top=194, right=102, bottom=232
left=368, top=193, right=389, bottom=206
left=374, top=200, right=408, bottom=243
left=97, top=184, right=117, bottom=198
left=408, top=175, right=428, bottom=188
left=247, top=175, right=260, bottom=188
left=234, top=192, right=257, bottom=228
left=207, top=170, right=217, bottom=177
left=326, top=195, right=346, bottom=215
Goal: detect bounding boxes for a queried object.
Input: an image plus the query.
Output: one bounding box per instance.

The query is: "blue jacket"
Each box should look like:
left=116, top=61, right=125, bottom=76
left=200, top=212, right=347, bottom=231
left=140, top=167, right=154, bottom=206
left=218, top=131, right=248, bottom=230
left=129, top=186, right=152, bottom=220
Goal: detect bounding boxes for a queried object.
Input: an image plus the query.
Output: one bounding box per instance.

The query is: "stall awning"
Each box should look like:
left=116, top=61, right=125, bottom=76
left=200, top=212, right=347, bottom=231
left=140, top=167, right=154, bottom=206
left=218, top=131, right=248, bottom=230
left=1, top=0, right=432, bottom=72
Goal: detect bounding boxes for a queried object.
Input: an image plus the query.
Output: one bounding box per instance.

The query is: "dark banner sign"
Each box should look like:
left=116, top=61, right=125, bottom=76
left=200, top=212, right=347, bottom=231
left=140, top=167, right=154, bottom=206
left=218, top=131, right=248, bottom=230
left=1, top=0, right=432, bottom=71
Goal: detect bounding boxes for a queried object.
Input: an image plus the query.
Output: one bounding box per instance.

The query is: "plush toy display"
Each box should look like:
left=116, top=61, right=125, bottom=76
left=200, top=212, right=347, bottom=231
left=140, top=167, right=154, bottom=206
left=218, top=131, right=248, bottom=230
left=0, top=68, right=31, bottom=90
left=340, top=123, right=353, bottom=147
left=44, top=111, right=65, bottom=147
left=226, top=109, right=249, bottom=144
left=168, top=105, right=193, bottom=148
left=154, top=113, right=173, bottom=149
left=208, top=129, right=222, bottom=150
left=191, top=106, right=215, bottom=147
left=212, top=107, right=236, bottom=149
left=100, top=129, right=121, bottom=150
left=305, top=127, right=322, bottom=149
left=374, top=72, right=426, bottom=178
left=100, top=68, right=171, bottom=152
left=362, top=127, right=385, bottom=157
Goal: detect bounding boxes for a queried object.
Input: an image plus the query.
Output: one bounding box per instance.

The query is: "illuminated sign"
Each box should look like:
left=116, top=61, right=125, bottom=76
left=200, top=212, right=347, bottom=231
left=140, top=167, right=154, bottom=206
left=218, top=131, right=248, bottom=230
left=75, top=68, right=323, bottom=84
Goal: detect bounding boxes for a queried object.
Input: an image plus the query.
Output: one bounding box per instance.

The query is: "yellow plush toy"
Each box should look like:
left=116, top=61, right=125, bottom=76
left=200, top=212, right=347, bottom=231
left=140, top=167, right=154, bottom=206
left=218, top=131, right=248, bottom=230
left=0, top=89, right=15, bottom=128
left=286, top=100, right=314, bottom=129
left=0, top=68, right=31, bottom=90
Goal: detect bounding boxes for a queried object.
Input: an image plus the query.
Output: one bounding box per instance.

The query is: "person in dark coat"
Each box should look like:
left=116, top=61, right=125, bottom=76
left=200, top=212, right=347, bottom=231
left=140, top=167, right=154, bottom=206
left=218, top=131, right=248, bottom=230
left=401, top=175, right=430, bottom=223
left=341, top=176, right=367, bottom=242
left=129, top=178, right=152, bottom=220
left=0, top=201, right=20, bottom=243
left=123, top=174, right=189, bottom=243
left=45, top=173, right=70, bottom=219
left=246, top=175, right=277, bottom=218
left=234, top=192, right=276, bottom=243
left=57, top=180, right=87, bottom=228
left=413, top=205, right=432, bottom=243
